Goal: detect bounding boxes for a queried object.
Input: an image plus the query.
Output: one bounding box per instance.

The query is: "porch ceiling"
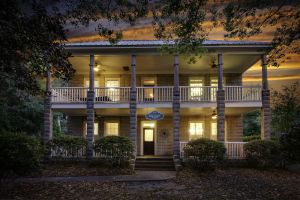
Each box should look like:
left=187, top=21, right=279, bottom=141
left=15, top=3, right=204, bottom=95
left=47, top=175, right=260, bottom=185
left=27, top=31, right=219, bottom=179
left=69, top=54, right=260, bottom=74
left=53, top=107, right=259, bottom=117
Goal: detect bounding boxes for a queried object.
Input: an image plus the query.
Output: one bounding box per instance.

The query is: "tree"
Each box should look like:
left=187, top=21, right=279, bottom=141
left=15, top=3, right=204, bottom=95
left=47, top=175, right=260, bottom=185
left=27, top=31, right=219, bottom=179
left=271, top=82, right=300, bottom=134
left=243, top=110, right=261, bottom=136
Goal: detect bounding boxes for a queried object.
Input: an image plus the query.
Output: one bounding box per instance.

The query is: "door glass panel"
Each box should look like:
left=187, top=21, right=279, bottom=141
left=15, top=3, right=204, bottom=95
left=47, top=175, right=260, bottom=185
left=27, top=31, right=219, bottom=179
left=143, top=79, right=155, bottom=101
left=105, top=80, right=120, bottom=101
left=210, top=79, right=218, bottom=101
left=144, top=129, right=154, bottom=142
left=189, top=79, right=203, bottom=100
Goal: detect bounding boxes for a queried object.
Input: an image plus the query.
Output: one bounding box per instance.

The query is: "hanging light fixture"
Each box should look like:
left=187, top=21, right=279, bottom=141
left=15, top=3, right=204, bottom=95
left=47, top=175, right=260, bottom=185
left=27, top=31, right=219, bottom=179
left=211, top=110, right=217, bottom=119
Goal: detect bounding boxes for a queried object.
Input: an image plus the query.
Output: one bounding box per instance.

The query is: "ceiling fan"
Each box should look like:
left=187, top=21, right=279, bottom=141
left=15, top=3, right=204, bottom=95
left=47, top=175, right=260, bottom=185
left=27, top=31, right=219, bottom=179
left=210, top=56, right=218, bottom=69
left=94, top=62, right=106, bottom=72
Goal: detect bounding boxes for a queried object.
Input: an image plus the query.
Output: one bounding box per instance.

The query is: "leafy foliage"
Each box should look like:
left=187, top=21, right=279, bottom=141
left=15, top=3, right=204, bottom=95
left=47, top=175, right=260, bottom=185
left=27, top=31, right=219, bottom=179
left=280, top=125, right=300, bottom=163
left=243, top=110, right=261, bottom=136
left=271, top=82, right=300, bottom=134
left=184, top=138, right=226, bottom=170
left=47, top=136, right=87, bottom=159
left=94, top=136, right=134, bottom=167
left=244, top=140, right=282, bottom=168
left=0, top=132, right=44, bottom=177
left=243, top=135, right=261, bottom=142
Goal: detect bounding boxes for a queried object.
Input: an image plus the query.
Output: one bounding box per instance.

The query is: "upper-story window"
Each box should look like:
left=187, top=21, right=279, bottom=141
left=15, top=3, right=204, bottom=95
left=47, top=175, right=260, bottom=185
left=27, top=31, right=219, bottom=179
left=189, top=121, right=204, bottom=140
left=189, top=78, right=203, bottom=100
left=105, top=78, right=120, bottom=101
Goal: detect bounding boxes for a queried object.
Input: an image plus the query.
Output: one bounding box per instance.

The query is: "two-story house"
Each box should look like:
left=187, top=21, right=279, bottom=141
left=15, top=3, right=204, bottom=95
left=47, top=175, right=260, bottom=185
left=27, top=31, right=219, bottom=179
left=43, top=40, right=271, bottom=159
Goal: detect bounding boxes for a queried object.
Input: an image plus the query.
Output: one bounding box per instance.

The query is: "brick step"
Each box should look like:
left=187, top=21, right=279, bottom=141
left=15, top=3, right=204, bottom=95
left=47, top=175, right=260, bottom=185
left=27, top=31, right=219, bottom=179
left=135, top=168, right=175, bottom=171
left=135, top=160, right=174, bottom=165
left=135, top=157, right=175, bottom=171
left=135, top=165, right=175, bottom=170
left=136, top=157, right=173, bottom=161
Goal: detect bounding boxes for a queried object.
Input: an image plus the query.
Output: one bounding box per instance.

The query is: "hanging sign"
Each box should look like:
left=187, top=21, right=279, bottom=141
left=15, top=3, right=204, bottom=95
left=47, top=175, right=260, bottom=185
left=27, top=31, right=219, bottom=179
left=145, top=111, right=164, bottom=120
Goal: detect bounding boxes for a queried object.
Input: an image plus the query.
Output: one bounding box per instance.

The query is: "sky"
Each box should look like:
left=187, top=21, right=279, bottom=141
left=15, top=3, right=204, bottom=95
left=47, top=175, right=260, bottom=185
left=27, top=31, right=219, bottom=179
left=65, top=19, right=300, bottom=93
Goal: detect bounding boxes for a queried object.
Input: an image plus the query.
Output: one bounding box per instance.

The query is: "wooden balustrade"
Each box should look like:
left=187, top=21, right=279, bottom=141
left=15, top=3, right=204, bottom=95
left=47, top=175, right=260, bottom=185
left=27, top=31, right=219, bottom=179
left=94, top=87, right=130, bottom=102
left=225, top=86, right=261, bottom=102
left=137, top=86, right=173, bottom=102
left=51, top=86, right=261, bottom=103
left=180, top=86, right=218, bottom=102
left=180, top=141, right=247, bottom=159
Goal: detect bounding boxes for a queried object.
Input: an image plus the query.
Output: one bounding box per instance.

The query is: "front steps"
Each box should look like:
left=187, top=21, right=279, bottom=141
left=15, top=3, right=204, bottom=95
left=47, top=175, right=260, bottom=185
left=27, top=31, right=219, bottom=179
left=135, top=156, right=175, bottom=171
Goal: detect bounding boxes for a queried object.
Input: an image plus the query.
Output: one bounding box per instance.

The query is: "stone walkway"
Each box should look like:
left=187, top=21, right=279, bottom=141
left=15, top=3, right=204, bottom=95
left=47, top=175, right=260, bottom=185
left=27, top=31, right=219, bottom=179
left=13, top=170, right=176, bottom=183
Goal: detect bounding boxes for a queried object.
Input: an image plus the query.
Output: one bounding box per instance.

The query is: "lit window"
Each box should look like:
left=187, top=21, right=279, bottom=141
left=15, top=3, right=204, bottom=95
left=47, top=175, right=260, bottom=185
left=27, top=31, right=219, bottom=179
left=189, top=122, right=204, bottom=140
left=85, top=122, right=99, bottom=136
left=189, top=79, right=203, bottom=99
left=211, top=122, right=217, bottom=140
left=105, top=80, right=120, bottom=101
left=210, top=79, right=218, bottom=101
left=105, top=122, right=119, bottom=136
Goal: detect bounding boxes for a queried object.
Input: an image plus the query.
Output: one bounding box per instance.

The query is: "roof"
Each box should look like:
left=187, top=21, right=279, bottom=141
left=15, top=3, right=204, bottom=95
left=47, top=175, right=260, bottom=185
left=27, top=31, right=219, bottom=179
left=65, top=40, right=271, bottom=47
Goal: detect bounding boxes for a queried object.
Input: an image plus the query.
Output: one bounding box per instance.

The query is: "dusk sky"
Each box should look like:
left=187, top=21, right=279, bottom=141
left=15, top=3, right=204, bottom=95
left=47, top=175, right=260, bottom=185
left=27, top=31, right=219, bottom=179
left=66, top=19, right=300, bottom=92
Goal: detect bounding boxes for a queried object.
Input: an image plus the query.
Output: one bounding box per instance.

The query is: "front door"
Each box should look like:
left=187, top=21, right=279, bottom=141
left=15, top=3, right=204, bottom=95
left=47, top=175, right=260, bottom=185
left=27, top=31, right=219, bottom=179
left=143, top=128, right=154, bottom=155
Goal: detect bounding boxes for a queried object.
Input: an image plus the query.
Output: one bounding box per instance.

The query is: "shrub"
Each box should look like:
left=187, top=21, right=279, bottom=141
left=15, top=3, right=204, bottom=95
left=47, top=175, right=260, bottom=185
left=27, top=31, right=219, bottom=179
left=184, top=138, right=226, bottom=170
left=280, top=126, right=300, bottom=163
left=0, top=132, right=44, bottom=177
left=47, top=135, right=87, bottom=158
left=244, top=140, right=282, bottom=168
left=94, top=136, right=134, bottom=167
left=243, top=135, right=261, bottom=142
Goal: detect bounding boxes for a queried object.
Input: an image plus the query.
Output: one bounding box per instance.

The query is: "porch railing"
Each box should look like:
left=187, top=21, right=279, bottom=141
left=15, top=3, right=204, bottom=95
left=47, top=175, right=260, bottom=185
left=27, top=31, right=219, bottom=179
left=225, top=86, right=261, bottom=102
left=137, top=86, right=173, bottom=102
left=51, top=86, right=261, bottom=103
left=52, top=87, right=88, bottom=103
left=94, top=87, right=130, bottom=102
left=179, top=141, right=247, bottom=159
left=180, top=86, right=218, bottom=102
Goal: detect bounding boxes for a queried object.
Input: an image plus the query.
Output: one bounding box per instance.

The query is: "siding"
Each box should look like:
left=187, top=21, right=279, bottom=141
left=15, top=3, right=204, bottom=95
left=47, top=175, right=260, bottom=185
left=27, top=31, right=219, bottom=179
left=225, top=115, right=243, bottom=141
left=68, top=73, right=243, bottom=87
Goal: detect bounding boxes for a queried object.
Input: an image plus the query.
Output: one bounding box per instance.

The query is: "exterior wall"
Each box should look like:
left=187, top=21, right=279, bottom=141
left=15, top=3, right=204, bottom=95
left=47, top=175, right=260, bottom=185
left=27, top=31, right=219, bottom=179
left=68, top=73, right=243, bottom=87
left=66, top=114, right=244, bottom=154
left=225, top=115, right=243, bottom=141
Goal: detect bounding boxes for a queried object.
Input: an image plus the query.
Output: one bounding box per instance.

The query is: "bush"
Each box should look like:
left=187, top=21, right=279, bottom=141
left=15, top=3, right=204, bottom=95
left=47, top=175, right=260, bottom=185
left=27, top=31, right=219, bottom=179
left=0, top=132, right=44, bottom=177
left=47, top=135, right=87, bottom=158
left=243, top=135, right=261, bottom=142
left=244, top=140, right=282, bottom=168
left=94, top=136, right=134, bottom=167
left=184, top=138, right=226, bottom=170
left=280, top=126, right=300, bottom=163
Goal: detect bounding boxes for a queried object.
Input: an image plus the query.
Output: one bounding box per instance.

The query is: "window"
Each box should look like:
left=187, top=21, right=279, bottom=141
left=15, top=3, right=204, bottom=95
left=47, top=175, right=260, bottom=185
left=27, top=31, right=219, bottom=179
left=105, top=122, right=119, bottom=136
left=84, top=122, right=99, bottom=136
left=211, top=122, right=217, bottom=140
left=210, top=79, right=218, bottom=101
left=105, top=79, right=120, bottom=101
left=189, top=78, right=203, bottom=100
left=189, top=122, right=204, bottom=140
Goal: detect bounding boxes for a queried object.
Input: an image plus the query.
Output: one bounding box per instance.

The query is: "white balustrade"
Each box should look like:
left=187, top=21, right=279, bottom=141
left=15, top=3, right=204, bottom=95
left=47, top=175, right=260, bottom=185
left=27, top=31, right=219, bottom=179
left=52, top=87, right=88, bottom=102
left=51, top=86, right=261, bottom=103
left=225, top=142, right=247, bottom=159
left=137, top=86, right=173, bottom=102
left=94, top=87, right=130, bottom=102
left=179, top=141, right=247, bottom=159
left=225, top=86, right=261, bottom=102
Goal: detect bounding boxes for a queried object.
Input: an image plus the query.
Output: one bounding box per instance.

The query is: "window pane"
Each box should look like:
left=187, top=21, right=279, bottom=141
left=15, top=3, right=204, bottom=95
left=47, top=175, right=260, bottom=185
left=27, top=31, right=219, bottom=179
left=211, top=122, right=217, bottom=140
left=189, top=122, right=204, bottom=140
left=105, top=122, right=119, bottom=136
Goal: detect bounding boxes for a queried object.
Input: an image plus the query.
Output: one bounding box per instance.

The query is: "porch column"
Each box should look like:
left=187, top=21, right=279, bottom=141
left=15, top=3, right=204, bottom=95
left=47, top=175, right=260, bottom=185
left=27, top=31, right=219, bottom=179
left=261, top=55, right=271, bottom=139
left=217, top=53, right=225, bottom=141
left=43, top=66, right=53, bottom=143
left=130, top=55, right=137, bottom=155
left=86, top=54, right=95, bottom=159
left=173, top=55, right=180, bottom=157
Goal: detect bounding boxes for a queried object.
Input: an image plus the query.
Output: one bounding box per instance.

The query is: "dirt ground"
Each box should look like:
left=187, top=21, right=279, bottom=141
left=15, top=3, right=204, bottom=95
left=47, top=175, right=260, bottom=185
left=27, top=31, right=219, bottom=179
left=1, top=168, right=299, bottom=200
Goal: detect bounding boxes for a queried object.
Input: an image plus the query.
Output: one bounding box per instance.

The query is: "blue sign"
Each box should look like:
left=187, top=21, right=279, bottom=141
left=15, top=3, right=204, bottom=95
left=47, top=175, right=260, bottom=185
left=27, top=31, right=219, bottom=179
left=145, top=111, right=164, bottom=120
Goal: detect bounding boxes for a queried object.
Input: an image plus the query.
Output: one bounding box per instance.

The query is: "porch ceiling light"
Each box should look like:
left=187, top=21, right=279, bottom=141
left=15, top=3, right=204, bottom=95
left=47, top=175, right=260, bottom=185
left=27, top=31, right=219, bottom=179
left=211, top=110, right=217, bottom=119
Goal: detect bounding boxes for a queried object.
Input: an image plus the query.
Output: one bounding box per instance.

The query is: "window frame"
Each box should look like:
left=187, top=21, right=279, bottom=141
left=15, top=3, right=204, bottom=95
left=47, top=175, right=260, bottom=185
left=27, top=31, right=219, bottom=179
left=104, top=121, right=120, bottom=136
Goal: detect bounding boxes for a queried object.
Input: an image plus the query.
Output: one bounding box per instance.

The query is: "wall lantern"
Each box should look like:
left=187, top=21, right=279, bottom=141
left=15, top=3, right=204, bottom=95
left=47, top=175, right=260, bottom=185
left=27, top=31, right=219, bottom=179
left=211, top=110, right=217, bottom=120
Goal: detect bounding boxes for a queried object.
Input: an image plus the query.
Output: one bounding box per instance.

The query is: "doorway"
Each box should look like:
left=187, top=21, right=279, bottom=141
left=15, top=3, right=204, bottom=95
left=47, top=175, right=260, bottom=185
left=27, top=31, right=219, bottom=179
left=143, top=128, right=155, bottom=155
